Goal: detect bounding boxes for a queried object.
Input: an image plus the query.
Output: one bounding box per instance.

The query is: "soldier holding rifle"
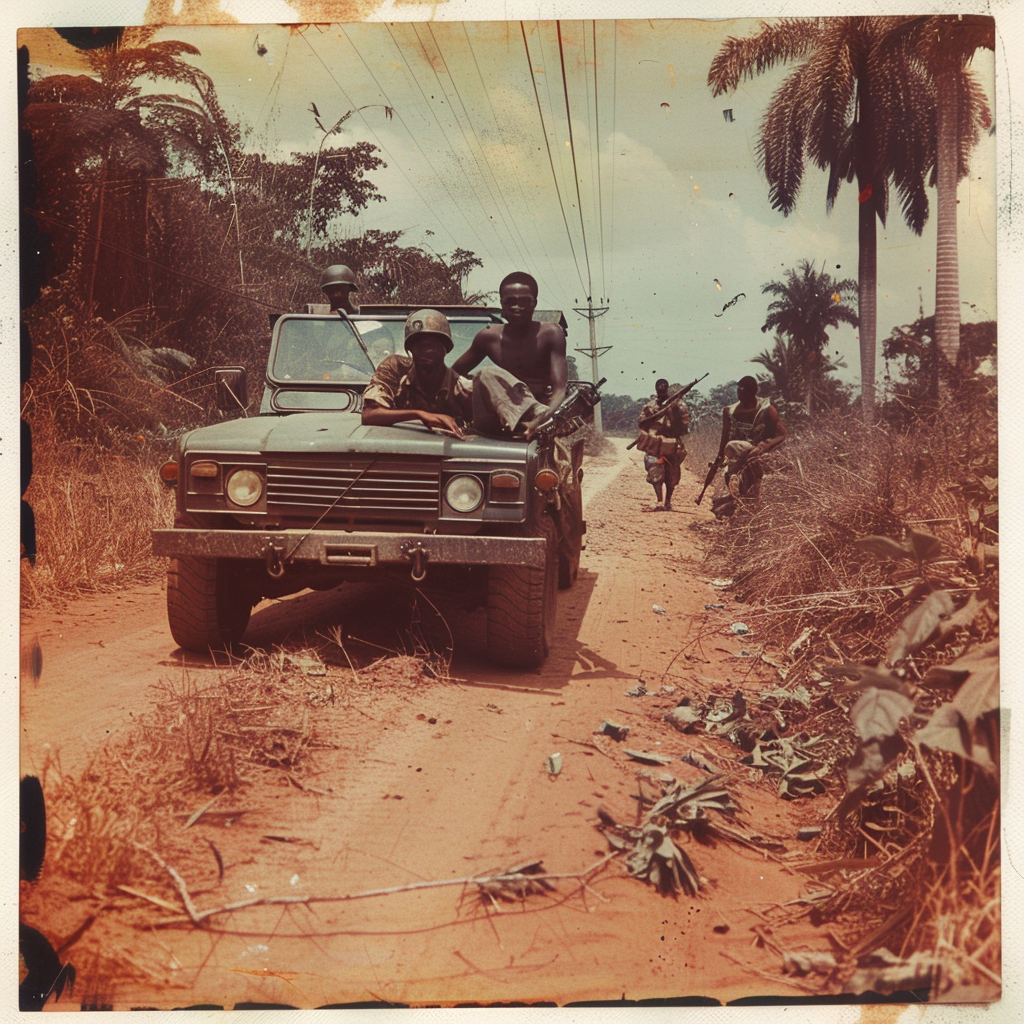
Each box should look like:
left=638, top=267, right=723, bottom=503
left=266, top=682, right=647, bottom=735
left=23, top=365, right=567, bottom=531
left=707, top=375, right=787, bottom=517
left=636, top=377, right=692, bottom=512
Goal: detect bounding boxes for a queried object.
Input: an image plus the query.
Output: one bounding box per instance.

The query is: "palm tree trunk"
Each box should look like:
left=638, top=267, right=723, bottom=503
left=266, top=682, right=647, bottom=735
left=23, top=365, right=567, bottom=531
left=934, top=72, right=961, bottom=377
left=857, top=181, right=878, bottom=421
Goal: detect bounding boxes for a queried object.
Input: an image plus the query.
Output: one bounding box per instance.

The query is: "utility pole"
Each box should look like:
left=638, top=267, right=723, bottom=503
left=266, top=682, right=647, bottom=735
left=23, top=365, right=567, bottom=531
left=573, top=298, right=610, bottom=434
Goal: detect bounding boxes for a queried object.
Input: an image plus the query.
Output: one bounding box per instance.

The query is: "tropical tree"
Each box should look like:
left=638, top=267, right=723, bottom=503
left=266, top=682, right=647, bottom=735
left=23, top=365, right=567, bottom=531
left=750, top=335, right=806, bottom=407
left=23, top=27, right=230, bottom=316
left=758, top=259, right=857, bottom=412
left=752, top=333, right=851, bottom=415
left=319, top=229, right=487, bottom=305
left=884, top=16, right=994, bottom=372
left=882, top=314, right=996, bottom=414
left=708, top=17, right=936, bottom=419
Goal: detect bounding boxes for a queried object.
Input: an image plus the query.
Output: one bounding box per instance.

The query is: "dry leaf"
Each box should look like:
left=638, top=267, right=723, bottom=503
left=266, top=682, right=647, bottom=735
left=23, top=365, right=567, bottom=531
left=886, top=590, right=954, bottom=665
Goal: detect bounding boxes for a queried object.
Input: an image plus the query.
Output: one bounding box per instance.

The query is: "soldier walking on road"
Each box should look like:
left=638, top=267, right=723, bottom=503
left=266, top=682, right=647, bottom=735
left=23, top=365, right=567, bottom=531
left=637, top=378, right=690, bottom=511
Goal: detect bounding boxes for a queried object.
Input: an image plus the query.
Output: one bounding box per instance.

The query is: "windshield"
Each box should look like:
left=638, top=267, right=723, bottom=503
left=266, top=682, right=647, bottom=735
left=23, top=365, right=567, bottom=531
left=270, top=314, right=500, bottom=388
left=270, top=315, right=376, bottom=384
left=348, top=316, right=499, bottom=370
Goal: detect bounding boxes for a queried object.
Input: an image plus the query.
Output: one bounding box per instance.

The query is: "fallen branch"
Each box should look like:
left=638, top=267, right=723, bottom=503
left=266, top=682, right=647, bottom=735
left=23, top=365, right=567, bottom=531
left=127, top=849, right=622, bottom=927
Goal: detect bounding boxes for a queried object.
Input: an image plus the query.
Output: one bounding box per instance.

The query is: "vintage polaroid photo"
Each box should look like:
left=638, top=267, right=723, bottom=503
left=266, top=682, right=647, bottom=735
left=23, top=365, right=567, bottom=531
left=10, top=0, right=1018, bottom=1018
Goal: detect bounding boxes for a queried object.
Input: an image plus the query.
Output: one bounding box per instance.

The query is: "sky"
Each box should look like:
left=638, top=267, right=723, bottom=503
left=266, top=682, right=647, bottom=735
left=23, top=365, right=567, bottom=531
left=15, top=12, right=999, bottom=400
left=3, top=3, right=1023, bottom=1024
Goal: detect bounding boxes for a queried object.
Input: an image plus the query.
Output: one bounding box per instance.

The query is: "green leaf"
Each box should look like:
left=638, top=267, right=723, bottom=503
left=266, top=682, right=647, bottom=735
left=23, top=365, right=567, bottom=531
left=950, top=642, right=1000, bottom=726
left=850, top=687, right=915, bottom=742
left=854, top=535, right=914, bottom=560
left=915, top=703, right=973, bottom=760
left=886, top=590, right=955, bottom=665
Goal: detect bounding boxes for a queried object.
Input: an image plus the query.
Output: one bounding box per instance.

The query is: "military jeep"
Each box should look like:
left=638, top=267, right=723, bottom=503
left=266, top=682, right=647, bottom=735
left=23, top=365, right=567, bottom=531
left=152, top=306, right=591, bottom=668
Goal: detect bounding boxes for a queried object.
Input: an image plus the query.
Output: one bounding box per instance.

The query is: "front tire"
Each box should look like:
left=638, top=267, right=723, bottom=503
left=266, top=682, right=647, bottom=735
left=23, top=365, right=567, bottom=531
left=167, top=557, right=252, bottom=652
left=486, top=514, right=558, bottom=669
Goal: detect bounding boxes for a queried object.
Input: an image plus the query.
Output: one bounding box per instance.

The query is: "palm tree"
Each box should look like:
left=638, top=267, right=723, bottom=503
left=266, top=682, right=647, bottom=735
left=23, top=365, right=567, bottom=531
left=751, top=335, right=806, bottom=407
left=883, top=16, right=993, bottom=373
left=709, top=17, right=935, bottom=419
left=24, top=28, right=229, bottom=315
left=759, top=260, right=858, bottom=412
left=752, top=333, right=850, bottom=412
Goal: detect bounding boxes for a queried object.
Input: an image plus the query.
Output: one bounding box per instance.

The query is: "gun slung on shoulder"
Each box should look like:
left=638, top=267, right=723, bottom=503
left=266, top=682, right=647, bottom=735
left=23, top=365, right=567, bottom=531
left=533, top=377, right=606, bottom=443
left=628, top=372, right=707, bottom=449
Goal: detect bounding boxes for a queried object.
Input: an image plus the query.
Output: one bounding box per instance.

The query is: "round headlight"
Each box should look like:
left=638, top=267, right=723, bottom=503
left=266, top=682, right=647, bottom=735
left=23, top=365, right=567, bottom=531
left=445, top=474, right=484, bottom=513
left=226, top=468, right=263, bottom=507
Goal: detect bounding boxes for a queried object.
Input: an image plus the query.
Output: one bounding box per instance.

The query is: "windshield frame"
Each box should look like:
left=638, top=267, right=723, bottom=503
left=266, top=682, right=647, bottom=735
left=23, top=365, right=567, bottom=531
left=267, top=313, right=376, bottom=387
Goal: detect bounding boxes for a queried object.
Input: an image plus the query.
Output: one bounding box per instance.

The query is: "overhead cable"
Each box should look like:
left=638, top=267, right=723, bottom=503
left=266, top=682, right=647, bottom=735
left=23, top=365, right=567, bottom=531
left=556, top=20, right=594, bottom=299
left=521, top=21, right=587, bottom=297
left=593, top=20, right=608, bottom=303
left=303, top=26, right=476, bottom=258
left=374, top=22, right=511, bottom=270
left=460, top=22, right=574, bottom=304
left=422, top=22, right=529, bottom=270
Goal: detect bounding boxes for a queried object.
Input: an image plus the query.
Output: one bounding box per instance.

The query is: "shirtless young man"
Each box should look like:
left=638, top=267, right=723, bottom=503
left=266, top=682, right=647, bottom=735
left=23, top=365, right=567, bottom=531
left=452, top=271, right=568, bottom=434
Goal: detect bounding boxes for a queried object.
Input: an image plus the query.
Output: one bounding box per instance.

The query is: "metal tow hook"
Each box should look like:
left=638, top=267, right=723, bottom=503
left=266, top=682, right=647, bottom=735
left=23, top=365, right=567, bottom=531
left=264, top=540, right=286, bottom=579
left=401, top=541, right=429, bottom=582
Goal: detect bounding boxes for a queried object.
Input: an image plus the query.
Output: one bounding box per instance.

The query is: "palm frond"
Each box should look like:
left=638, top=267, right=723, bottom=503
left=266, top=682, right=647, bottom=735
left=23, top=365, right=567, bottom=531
left=708, top=17, right=823, bottom=96
left=758, top=70, right=809, bottom=214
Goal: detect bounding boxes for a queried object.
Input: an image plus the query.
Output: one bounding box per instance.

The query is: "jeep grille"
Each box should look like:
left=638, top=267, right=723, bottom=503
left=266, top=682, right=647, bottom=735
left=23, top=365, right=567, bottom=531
left=267, top=457, right=441, bottom=518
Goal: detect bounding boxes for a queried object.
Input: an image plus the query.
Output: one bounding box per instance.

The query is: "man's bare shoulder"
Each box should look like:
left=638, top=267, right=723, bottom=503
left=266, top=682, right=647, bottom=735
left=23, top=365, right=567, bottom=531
left=473, top=323, right=504, bottom=347
left=535, top=320, right=566, bottom=346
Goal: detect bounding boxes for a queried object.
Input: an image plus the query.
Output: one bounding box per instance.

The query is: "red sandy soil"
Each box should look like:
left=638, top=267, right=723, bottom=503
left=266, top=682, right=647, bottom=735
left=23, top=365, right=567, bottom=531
left=20, top=440, right=844, bottom=1009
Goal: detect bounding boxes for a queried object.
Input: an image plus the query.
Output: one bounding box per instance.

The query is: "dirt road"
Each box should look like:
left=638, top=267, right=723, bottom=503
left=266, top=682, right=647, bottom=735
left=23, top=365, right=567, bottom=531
left=21, top=440, right=832, bottom=1008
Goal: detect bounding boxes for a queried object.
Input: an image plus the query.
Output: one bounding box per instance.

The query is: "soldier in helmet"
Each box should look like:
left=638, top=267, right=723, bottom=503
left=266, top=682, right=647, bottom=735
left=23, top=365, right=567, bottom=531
left=361, top=309, right=474, bottom=438
left=319, top=264, right=360, bottom=315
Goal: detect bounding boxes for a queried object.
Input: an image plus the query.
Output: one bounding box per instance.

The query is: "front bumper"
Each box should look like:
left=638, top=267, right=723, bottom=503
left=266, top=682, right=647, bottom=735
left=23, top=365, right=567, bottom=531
left=152, top=528, right=546, bottom=569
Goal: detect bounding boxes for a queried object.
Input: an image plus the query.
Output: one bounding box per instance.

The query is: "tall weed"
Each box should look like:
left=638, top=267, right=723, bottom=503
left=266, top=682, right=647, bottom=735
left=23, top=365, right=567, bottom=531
left=22, top=435, right=175, bottom=608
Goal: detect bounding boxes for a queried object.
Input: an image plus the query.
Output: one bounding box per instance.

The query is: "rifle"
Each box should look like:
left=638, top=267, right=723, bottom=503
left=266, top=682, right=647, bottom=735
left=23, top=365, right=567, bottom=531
left=627, top=372, right=708, bottom=449
left=695, top=454, right=724, bottom=505
left=531, top=378, right=605, bottom=444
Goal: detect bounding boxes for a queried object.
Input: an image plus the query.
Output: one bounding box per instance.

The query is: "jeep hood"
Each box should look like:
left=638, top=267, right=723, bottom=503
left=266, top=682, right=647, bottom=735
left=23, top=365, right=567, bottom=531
left=180, top=412, right=530, bottom=461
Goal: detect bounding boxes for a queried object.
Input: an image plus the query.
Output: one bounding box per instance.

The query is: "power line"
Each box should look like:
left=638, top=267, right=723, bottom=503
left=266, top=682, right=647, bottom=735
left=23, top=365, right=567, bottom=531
left=242, top=30, right=291, bottom=155
left=369, top=22, right=510, bottom=270
left=556, top=21, right=594, bottom=299
left=459, top=23, right=574, bottom=305
left=521, top=21, right=587, bottom=297
left=609, top=21, right=619, bottom=305
left=581, top=23, right=602, bottom=299
left=593, top=20, right=608, bottom=303
left=416, top=22, right=525, bottom=269
left=302, top=26, right=485, bottom=261
left=424, top=24, right=530, bottom=271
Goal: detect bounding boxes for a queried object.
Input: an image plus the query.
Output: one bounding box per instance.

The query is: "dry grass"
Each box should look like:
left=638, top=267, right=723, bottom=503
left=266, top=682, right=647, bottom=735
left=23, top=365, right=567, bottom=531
left=696, top=405, right=995, bottom=665
left=692, top=389, right=1000, bottom=998
left=21, top=434, right=176, bottom=608
left=33, top=640, right=441, bottom=900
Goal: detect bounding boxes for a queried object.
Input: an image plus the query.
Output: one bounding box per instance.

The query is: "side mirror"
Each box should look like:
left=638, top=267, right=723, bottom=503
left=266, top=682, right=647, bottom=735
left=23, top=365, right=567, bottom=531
left=214, top=366, right=248, bottom=412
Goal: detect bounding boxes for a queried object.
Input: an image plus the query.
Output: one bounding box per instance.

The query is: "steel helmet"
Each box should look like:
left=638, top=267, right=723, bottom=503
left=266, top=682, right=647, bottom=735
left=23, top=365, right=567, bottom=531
left=320, top=264, right=358, bottom=292
left=404, top=309, right=453, bottom=353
